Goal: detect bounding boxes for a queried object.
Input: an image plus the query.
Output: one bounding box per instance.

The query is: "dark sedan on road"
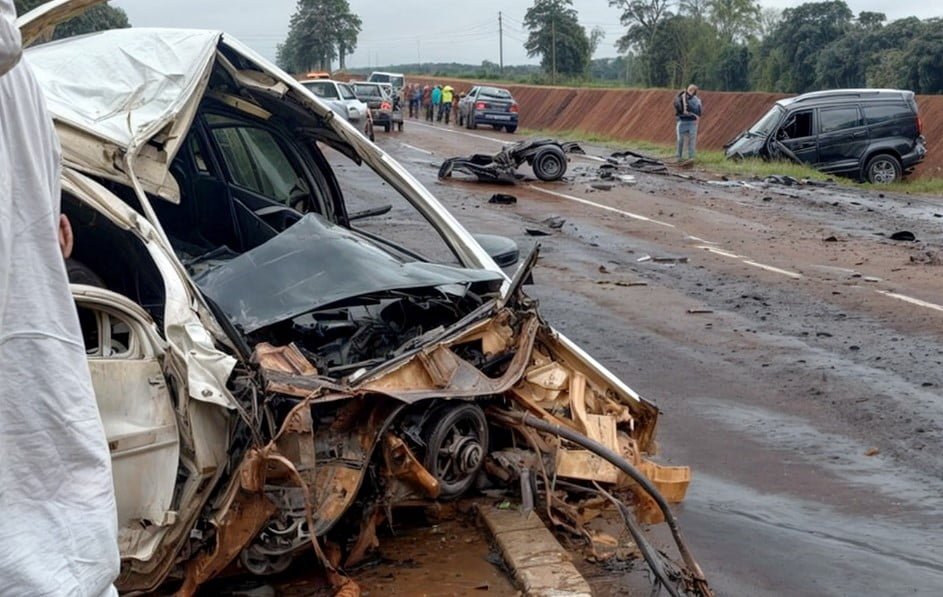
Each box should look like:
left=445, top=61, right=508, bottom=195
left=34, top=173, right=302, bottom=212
left=459, top=85, right=519, bottom=133
left=352, top=81, right=404, bottom=132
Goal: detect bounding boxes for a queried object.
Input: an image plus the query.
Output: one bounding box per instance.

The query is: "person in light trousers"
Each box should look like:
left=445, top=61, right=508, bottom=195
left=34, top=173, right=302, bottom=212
left=674, top=84, right=701, bottom=160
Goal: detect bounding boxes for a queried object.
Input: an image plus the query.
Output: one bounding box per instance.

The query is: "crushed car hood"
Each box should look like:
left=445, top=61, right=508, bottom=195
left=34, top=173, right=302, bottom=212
left=194, top=214, right=504, bottom=333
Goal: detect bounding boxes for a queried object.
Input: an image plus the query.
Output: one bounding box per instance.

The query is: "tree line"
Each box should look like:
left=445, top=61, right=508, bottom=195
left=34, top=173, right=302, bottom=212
left=524, top=0, right=943, bottom=94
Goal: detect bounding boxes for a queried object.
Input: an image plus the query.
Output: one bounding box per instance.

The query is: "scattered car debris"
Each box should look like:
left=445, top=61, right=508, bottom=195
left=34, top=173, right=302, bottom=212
left=890, top=230, right=917, bottom=241
left=652, top=256, right=689, bottom=264
left=591, top=182, right=614, bottom=191
left=596, top=280, right=648, bottom=287
left=439, top=139, right=585, bottom=183
left=489, top=193, right=517, bottom=204
left=525, top=227, right=552, bottom=236
left=542, top=215, right=566, bottom=229
left=609, top=150, right=669, bottom=174
left=687, top=309, right=714, bottom=314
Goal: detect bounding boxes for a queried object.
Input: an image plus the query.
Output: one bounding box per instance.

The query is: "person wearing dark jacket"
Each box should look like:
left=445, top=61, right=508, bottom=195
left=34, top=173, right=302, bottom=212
left=674, top=84, right=702, bottom=160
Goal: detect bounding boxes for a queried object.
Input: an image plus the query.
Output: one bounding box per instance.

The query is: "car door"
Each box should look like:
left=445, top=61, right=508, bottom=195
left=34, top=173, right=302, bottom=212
left=74, top=287, right=180, bottom=562
left=776, top=108, right=817, bottom=164
left=816, top=104, right=868, bottom=173
left=462, top=87, right=479, bottom=117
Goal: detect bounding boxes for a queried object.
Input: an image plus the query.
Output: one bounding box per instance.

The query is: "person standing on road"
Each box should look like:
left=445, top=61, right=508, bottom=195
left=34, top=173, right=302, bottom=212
left=440, top=84, right=454, bottom=124
left=674, top=84, right=701, bottom=160
left=422, top=84, right=432, bottom=121
left=410, top=84, right=421, bottom=119
left=431, top=84, right=442, bottom=123
left=1, top=2, right=120, bottom=595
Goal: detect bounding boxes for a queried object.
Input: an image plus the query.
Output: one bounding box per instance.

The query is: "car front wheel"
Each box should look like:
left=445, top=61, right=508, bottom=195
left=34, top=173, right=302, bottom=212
left=505, top=125, right=517, bottom=133
left=865, top=154, right=901, bottom=184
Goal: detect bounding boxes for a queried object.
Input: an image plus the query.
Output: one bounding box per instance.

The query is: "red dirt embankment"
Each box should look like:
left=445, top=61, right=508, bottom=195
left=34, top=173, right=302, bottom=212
left=410, top=76, right=942, bottom=179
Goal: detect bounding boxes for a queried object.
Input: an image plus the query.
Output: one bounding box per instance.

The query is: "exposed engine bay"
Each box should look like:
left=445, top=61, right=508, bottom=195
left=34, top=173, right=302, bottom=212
left=250, top=289, right=494, bottom=377
left=203, top=263, right=711, bottom=596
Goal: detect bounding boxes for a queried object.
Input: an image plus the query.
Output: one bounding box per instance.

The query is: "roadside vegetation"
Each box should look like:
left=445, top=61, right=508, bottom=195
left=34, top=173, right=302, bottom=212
left=522, top=127, right=943, bottom=195
left=349, top=1, right=943, bottom=97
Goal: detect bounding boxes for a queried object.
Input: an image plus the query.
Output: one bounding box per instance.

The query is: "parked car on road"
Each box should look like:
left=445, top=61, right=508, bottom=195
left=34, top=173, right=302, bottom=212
left=17, top=2, right=705, bottom=595
left=300, top=78, right=374, bottom=140
left=458, top=85, right=519, bottom=133
left=352, top=81, right=404, bottom=132
left=725, top=89, right=926, bottom=184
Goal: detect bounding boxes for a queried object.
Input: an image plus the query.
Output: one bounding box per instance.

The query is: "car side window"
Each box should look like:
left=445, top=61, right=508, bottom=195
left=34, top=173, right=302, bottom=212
left=77, top=305, right=135, bottom=359
left=312, top=82, right=339, bottom=99
left=819, top=106, right=862, bottom=133
left=863, top=103, right=911, bottom=125
left=782, top=110, right=814, bottom=138
left=211, top=124, right=311, bottom=204
left=339, top=84, right=356, bottom=100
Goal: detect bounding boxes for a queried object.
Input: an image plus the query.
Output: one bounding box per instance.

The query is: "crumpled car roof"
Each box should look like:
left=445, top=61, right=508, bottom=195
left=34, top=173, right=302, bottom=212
left=25, top=28, right=221, bottom=149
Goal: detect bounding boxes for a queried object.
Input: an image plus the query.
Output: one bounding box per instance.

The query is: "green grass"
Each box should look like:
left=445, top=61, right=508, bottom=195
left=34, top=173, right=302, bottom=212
left=523, top=127, right=943, bottom=194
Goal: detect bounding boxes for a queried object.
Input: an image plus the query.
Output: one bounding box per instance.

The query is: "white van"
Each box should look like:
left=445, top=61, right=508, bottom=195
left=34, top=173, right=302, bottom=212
left=368, top=71, right=405, bottom=91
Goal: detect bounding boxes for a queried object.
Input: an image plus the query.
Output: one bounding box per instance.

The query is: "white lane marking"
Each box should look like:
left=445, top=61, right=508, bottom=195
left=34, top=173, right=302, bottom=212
left=742, top=260, right=803, bottom=279
left=876, top=290, right=943, bottom=313
left=697, top=245, right=742, bottom=259
left=527, top=185, right=676, bottom=228
left=410, top=120, right=511, bottom=145
left=697, top=246, right=802, bottom=279
left=687, top=235, right=717, bottom=244
left=400, top=142, right=434, bottom=155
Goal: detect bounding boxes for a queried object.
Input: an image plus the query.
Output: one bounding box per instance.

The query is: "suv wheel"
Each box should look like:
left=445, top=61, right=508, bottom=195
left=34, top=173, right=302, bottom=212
left=865, top=154, right=902, bottom=184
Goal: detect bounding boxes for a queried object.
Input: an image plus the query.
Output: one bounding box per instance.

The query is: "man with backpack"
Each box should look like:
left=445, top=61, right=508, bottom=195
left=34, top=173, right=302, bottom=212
left=674, top=84, right=702, bottom=161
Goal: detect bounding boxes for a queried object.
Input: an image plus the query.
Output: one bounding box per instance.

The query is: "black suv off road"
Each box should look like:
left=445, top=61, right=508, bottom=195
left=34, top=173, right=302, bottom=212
left=725, top=89, right=926, bottom=184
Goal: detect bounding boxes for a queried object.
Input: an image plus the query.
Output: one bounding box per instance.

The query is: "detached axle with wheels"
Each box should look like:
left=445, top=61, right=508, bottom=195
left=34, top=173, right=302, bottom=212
left=438, top=138, right=584, bottom=184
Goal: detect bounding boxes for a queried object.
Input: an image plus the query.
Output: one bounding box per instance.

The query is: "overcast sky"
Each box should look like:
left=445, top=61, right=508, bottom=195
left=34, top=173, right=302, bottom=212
left=112, top=1, right=942, bottom=68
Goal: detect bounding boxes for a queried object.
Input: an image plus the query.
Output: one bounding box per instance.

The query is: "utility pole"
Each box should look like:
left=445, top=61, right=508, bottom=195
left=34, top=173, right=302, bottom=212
left=417, top=38, right=421, bottom=73
left=551, top=19, right=556, bottom=84
left=498, top=12, right=504, bottom=73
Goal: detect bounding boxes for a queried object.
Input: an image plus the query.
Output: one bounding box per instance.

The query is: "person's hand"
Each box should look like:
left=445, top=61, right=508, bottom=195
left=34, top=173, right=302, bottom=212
left=58, top=214, right=73, bottom=259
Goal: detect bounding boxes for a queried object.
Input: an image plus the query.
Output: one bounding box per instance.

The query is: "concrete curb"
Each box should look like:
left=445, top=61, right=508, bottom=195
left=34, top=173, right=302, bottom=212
left=479, top=505, right=592, bottom=597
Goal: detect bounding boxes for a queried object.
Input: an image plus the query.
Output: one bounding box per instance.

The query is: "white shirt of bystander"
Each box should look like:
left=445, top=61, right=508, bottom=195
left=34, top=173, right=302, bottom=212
left=0, top=1, right=119, bottom=595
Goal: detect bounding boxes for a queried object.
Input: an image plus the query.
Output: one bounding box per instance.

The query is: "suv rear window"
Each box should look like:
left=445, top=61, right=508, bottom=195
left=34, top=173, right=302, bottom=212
left=863, top=103, right=912, bottom=125
left=819, top=107, right=861, bottom=133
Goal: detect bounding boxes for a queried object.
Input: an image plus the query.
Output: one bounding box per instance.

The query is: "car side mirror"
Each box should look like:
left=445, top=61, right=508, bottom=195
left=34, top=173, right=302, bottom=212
left=473, top=234, right=519, bottom=268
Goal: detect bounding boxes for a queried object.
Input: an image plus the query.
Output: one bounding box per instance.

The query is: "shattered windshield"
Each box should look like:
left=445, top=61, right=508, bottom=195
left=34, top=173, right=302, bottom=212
left=749, top=105, right=784, bottom=137
left=193, top=213, right=503, bottom=334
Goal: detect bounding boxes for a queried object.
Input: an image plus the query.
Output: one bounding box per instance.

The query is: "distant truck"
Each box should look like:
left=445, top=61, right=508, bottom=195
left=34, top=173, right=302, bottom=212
left=368, top=71, right=405, bottom=91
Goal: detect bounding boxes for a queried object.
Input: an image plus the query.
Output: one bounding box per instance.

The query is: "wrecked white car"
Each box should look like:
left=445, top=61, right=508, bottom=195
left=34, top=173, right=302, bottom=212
left=20, top=3, right=709, bottom=595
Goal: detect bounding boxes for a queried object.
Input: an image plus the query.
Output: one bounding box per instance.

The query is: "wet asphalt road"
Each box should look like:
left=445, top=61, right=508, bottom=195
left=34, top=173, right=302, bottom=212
left=351, top=120, right=943, bottom=596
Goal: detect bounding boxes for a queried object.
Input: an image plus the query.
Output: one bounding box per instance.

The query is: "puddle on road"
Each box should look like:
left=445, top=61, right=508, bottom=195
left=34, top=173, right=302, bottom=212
left=691, top=397, right=943, bottom=513
left=682, top=472, right=943, bottom=596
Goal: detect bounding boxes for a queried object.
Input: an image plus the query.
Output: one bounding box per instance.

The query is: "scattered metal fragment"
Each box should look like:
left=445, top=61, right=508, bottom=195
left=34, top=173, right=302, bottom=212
left=686, top=309, right=714, bottom=314
left=489, top=193, right=517, bottom=204
left=525, top=228, right=551, bottom=236
left=890, top=230, right=917, bottom=241
left=541, top=215, right=566, bottom=229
